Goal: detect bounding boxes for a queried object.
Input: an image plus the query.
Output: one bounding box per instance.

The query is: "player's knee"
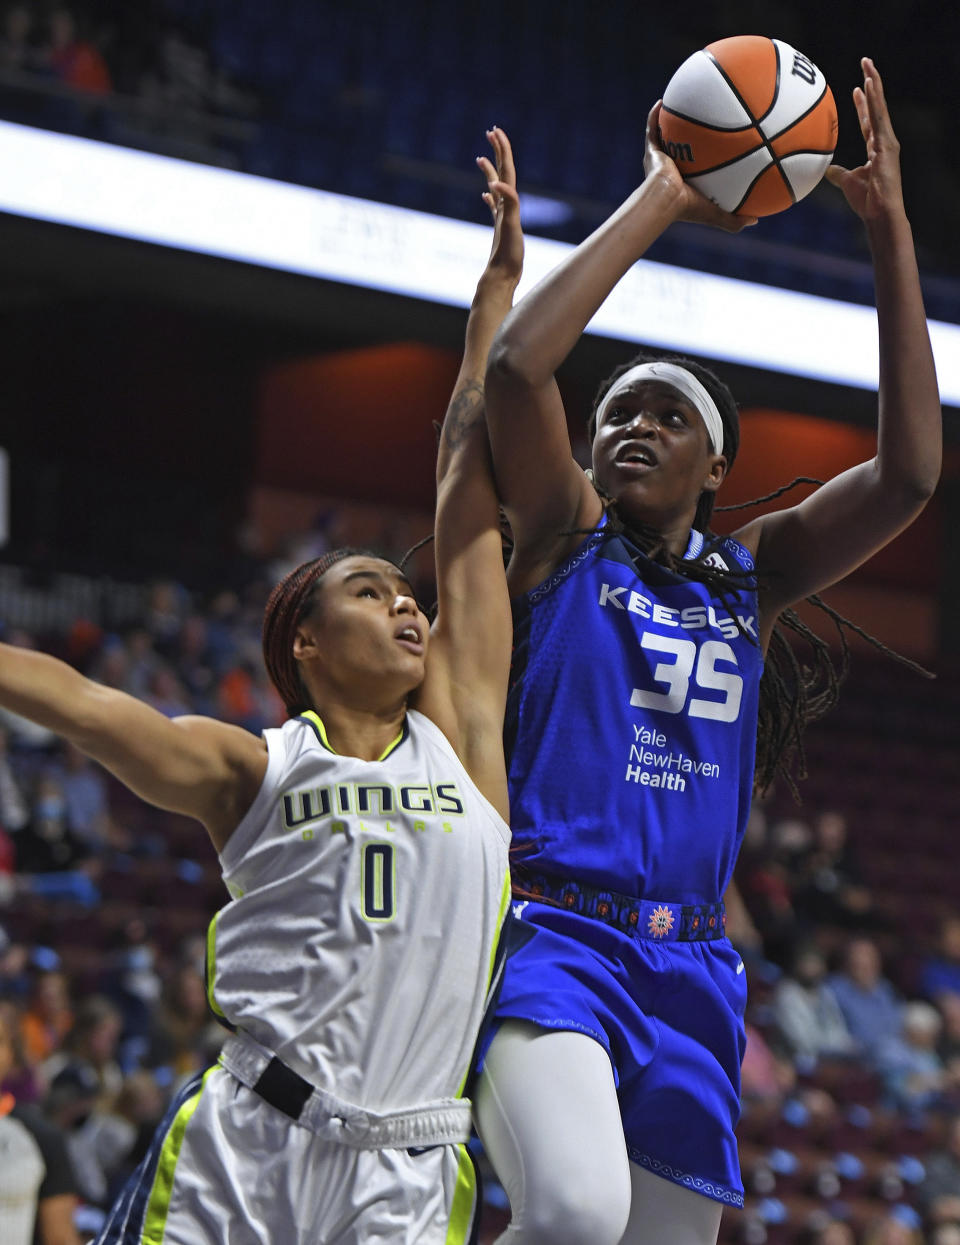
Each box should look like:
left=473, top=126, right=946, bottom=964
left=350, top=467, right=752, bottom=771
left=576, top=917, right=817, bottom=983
left=516, top=1171, right=630, bottom=1245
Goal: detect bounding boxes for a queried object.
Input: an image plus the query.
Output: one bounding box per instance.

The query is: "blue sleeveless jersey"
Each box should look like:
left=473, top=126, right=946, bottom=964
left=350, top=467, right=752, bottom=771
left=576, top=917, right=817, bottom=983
left=506, top=519, right=762, bottom=905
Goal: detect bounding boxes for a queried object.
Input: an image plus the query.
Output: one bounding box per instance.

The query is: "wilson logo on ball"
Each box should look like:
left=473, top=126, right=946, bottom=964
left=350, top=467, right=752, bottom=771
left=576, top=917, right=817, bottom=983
left=659, top=35, right=838, bottom=217
left=664, top=140, right=695, bottom=164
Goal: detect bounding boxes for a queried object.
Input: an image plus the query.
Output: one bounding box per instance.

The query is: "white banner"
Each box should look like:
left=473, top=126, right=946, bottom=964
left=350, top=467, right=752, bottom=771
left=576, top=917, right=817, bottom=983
left=0, top=119, right=956, bottom=403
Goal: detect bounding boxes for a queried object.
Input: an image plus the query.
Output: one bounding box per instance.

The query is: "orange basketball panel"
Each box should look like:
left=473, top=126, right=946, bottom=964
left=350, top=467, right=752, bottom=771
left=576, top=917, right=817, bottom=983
left=658, top=112, right=762, bottom=175
left=704, top=35, right=778, bottom=120
left=769, top=91, right=838, bottom=154
left=737, top=161, right=794, bottom=217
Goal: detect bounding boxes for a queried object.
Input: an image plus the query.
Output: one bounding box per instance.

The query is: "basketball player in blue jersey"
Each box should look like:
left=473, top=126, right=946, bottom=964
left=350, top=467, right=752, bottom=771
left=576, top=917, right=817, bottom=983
left=473, top=61, right=941, bottom=1244
left=0, top=133, right=523, bottom=1245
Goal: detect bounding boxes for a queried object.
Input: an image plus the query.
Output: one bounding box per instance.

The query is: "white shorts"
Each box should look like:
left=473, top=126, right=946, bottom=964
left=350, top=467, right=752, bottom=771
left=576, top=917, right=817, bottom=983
left=95, top=1066, right=478, bottom=1245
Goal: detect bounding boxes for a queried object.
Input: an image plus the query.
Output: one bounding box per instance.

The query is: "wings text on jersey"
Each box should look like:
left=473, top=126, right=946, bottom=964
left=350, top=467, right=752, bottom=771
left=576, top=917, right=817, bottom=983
left=281, top=781, right=466, bottom=831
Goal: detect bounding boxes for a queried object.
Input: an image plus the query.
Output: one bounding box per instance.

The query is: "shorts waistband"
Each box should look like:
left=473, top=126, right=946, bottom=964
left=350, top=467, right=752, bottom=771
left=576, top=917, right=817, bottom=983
left=513, top=870, right=726, bottom=942
left=219, top=1032, right=472, bottom=1148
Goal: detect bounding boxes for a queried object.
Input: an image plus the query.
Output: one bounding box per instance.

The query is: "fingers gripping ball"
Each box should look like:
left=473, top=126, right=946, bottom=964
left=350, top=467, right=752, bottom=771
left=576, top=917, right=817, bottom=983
left=660, top=35, right=838, bottom=217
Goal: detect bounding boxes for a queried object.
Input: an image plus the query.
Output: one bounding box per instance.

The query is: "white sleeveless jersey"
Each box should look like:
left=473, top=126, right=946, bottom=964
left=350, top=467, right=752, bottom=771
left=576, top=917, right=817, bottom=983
left=207, top=709, right=511, bottom=1114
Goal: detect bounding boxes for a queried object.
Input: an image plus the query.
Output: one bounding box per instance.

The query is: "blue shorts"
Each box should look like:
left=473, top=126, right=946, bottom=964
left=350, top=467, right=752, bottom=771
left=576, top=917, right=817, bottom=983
left=489, top=900, right=747, bottom=1208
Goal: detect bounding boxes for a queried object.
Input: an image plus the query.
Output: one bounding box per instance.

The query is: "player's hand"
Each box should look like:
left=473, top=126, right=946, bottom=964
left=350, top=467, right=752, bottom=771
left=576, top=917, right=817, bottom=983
left=643, top=101, right=757, bottom=233
left=476, top=126, right=523, bottom=282
left=825, top=58, right=904, bottom=221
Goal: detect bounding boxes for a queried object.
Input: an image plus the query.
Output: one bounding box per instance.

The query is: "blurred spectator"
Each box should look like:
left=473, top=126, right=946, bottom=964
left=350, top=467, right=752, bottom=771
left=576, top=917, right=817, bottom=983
left=0, top=3, right=41, bottom=73
left=741, top=1020, right=795, bottom=1105
left=175, top=614, right=216, bottom=713
left=740, top=1019, right=838, bottom=1138
left=20, top=967, right=73, bottom=1067
left=73, top=1068, right=165, bottom=1206
left=0, top=995, right=43, bottom=1103
left=145, top=665, right=191, bottom=718
left=44, top=743, right=110, bottom=853
left=826, top=935, right=904, bottom=1059
left=141, top=26, right=215, bottom=113
left=0, top=1003, right=81, bottom=1245
left=879, top=1000, right=946, bottom=1115
left=772, top=942, right=857, bottom=1066
left=939, top=991, right=960, bottom=1099
left=48, top=1062, right=162, bottom=1209
left=920, top=1114, right=960, bottom=1227
left=44, top=1058, right=103, bottom=1203
left=0, top=927, right=31, bottom=1001
left=121, top=628, right=159, bottom=699
left=203, top=588, right=243, bottom=672
left=144, top=579, right=187, bottom=656
left=804, top=1223, right=856, bottom=1245
left=0, top=723, right=30, bottom=832
left=146, top=960, right=223, bottom=1078
left=0, top=822, right=13, bottom=900
left=15, top=774, right=87, bottom=874
left=216, top=658, right=282, bottom=733
left=737, top=813, right=809, bottom=966
left=44, top=995, right=123, bottom=1103
left=794, top=809, right=884, bottom=932
left=90, top=634, right=132, bottom=693
left=933, top=1226, right=960, bottom=1245
left=861, top=1214, right=923, bottom=1245
left=43, top=4, right=111, bottom=94
left=922, top=916, right=960, bottom=1002
left=64, top=616, right=103, bottom=671
left=102, top=920, right=162, bottom=1070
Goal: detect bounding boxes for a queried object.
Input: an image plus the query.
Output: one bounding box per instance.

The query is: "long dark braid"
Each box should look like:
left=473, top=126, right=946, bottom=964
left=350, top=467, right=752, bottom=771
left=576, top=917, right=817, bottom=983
left=589, top=350, right=931, bottom=797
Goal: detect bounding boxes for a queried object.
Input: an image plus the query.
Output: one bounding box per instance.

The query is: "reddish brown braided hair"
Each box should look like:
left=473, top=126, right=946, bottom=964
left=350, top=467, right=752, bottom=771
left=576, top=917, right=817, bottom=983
left=261, top=548, right=362, bottom=717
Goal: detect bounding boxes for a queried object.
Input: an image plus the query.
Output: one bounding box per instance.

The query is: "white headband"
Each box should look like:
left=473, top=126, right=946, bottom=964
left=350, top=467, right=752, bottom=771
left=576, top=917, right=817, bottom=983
left=595, top=361, right=725, bottom=456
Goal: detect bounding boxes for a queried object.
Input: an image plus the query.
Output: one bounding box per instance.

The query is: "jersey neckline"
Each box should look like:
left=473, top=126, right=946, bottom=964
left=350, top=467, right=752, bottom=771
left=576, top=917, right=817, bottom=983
left=297, top=710, right=409, bottom=762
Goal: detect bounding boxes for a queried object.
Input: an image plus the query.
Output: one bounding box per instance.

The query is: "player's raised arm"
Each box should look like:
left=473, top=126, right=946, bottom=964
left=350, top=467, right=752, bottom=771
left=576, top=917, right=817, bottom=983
left=0, top=642, right=266, bottom=851
left=484, top=103, right=751, bottom=588
left=415, top=129, right=521, bottom=819
left=733, top=59, right=941, bottom=637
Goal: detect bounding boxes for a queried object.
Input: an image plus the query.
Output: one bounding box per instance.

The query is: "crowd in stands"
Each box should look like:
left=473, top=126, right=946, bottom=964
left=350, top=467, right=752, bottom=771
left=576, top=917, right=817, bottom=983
left=724, top=795, right=960, bottom=1242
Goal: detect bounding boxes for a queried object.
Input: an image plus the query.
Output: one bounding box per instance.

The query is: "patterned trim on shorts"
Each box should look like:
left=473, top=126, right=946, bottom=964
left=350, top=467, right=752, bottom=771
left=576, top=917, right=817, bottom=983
left=513, top=870, right=726, bottom=942
left=627, top=1146, right=744, bottom=1208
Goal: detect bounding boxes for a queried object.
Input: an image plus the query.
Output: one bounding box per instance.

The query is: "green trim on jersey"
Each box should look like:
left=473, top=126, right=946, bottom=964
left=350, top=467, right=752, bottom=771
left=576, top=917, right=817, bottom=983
left=141, top=1066, right=216, bottom=1244
left=205, top=913, right=227, bottom=1020
left=299, top=710, right=407, bottom=761
left=444, top=1143, right=478, bottom=1245
left=455, top=869, right=512, bottom=1098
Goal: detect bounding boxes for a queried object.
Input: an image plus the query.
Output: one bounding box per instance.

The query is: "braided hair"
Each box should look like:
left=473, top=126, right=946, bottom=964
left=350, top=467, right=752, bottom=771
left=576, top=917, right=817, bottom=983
left=262, top=547, right=391, bottom=717
left=588, top=350, right=929, bottom=796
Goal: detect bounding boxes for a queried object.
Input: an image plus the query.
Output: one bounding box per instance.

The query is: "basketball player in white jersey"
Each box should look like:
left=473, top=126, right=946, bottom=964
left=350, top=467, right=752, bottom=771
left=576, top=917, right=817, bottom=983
left=0, top=128, right=522, bottom=1245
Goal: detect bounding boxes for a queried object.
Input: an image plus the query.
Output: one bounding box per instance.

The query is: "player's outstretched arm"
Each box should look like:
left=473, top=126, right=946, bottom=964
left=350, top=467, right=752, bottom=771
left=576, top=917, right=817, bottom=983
left=734, top=59, right=941, bottom=640
left=0, top=642, right=267, bottom=851
left=435, top=127, right=523, bottom=486
left=417, top=129, right=521, bottom=821
left=484, top=102, right=751, bottom=583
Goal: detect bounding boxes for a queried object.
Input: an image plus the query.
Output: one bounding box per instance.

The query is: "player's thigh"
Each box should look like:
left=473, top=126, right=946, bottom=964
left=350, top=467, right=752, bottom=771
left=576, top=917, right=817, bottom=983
left=620, top=1163, right=722, bottom=1245
left=475, top=1020, right=631, bottom=1244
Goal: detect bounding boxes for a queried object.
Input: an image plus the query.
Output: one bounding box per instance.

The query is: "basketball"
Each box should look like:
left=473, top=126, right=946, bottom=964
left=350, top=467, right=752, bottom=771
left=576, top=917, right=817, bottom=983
left=659, top=35, right=838, bottom=217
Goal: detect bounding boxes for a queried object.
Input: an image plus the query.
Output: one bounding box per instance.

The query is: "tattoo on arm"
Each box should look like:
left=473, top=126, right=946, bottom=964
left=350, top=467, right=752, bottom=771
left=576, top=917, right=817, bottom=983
left=441, top=381, right=485, bottom=452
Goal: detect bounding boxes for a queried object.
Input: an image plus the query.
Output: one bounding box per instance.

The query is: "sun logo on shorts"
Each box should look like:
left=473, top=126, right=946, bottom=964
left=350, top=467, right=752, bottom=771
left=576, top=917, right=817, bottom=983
left=648, top=905, right=675, bottom=938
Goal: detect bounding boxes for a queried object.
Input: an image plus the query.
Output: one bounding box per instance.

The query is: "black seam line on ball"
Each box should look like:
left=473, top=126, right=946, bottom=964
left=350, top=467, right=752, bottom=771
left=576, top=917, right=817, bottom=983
left=705, top=41, right=795, bottom=207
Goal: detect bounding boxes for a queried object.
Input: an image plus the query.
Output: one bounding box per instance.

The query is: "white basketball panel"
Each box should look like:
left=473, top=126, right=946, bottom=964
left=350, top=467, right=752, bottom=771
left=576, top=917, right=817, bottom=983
left=780, top=151, right=833, bottom=203
left=663, top=50, right=753, bottom=130
left=759, top=39, right=827, bottom=137
left=686, top=147, right=774, bottom=212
